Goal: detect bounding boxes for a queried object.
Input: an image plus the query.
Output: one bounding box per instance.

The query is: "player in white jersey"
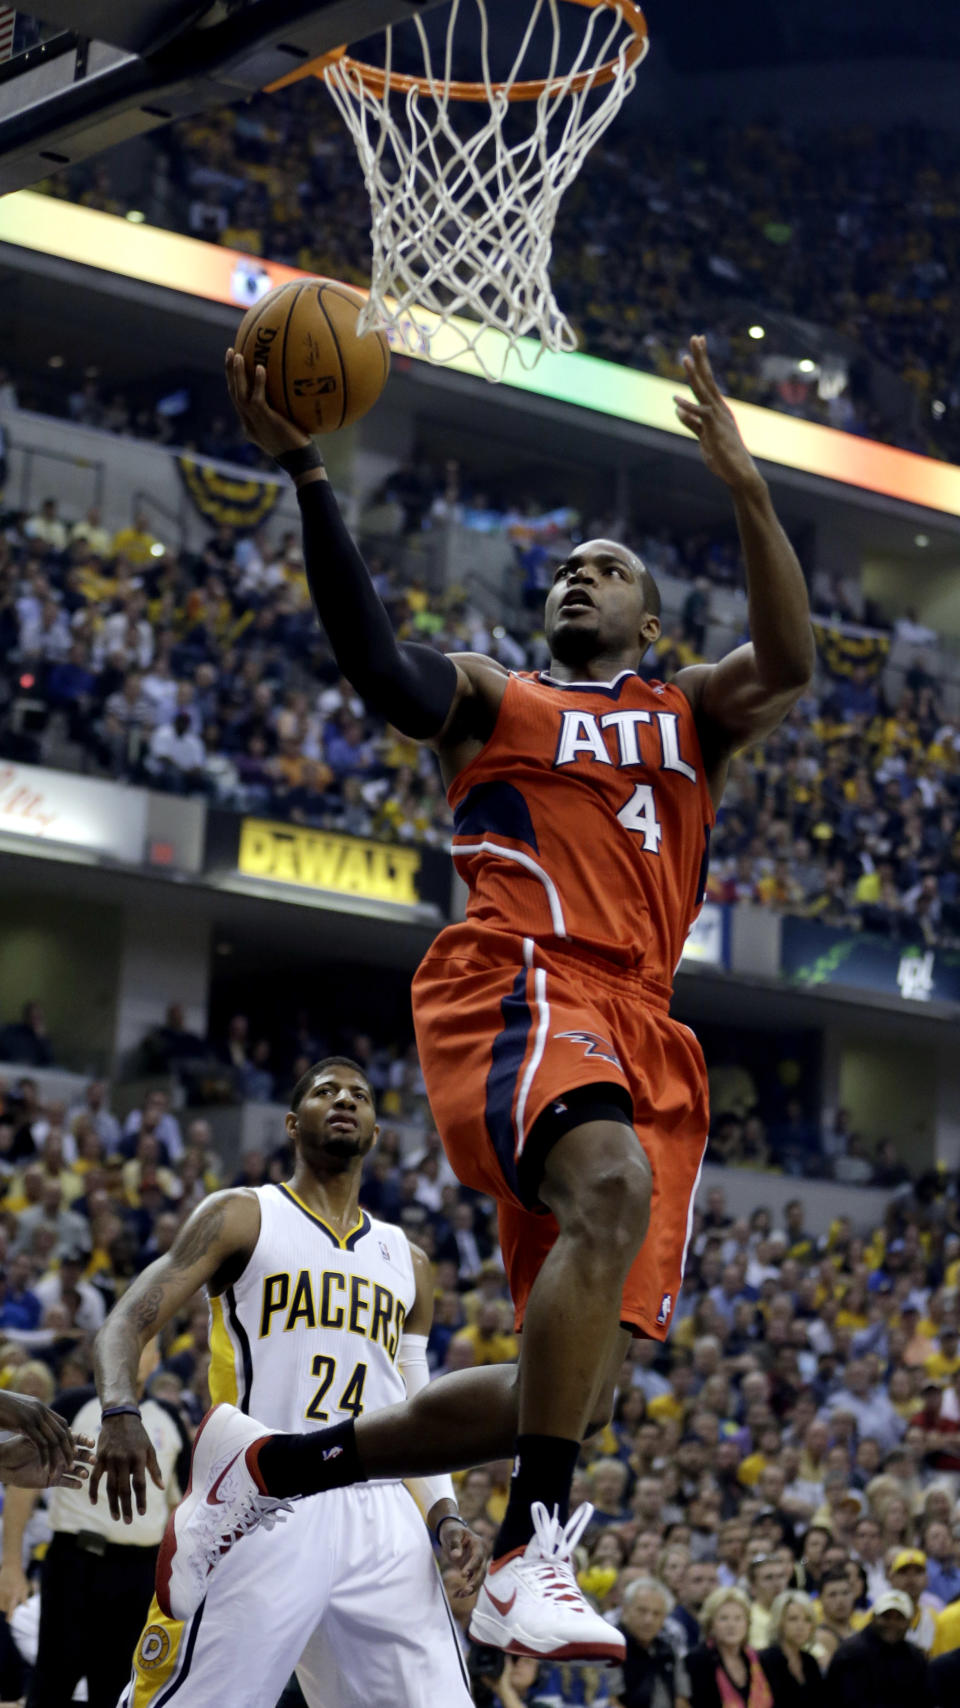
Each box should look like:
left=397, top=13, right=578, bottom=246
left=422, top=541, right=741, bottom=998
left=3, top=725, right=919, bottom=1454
left=89, top=1057, right=482, bottom=1708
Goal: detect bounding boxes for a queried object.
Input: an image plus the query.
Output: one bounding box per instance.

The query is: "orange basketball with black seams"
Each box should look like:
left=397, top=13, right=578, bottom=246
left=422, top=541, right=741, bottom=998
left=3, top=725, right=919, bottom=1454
left=236, top=278, right=391, bottom=435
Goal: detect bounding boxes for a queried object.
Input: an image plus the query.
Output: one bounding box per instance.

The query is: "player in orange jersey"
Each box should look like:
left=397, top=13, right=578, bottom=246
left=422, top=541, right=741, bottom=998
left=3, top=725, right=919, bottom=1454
left=161, top=337, right=813, bottom=1662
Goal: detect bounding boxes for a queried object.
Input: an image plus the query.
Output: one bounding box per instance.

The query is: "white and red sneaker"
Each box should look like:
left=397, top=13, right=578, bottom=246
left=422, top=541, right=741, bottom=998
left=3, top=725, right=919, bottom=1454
left=468, top=1501, right=625, bottom=1663
left=156, top=1403, right=294, bottom=1621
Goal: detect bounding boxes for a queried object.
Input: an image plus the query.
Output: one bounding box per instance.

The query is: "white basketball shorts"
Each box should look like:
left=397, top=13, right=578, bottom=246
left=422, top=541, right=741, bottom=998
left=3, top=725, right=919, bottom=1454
left=120, top=1482, right=473, bottom=1708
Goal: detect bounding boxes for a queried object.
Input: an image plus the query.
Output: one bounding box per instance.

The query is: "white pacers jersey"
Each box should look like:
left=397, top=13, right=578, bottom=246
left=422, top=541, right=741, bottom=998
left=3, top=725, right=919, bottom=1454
left=208, top=1183, right=416, bottom=1432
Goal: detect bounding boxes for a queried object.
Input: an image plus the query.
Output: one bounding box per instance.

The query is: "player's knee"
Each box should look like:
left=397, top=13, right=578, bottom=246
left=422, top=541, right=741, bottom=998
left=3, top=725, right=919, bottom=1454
left=553, top=1142, right=651, bottom=1254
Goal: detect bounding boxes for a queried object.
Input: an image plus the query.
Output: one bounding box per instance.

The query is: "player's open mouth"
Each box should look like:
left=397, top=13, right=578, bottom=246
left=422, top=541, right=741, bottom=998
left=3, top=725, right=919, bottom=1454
left=560, top=592, right=595, bottom=611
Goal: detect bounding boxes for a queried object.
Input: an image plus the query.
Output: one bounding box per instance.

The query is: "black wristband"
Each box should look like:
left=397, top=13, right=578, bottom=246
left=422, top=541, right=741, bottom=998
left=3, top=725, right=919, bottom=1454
left=100, top=1403, right=142, bottom=1422
left=275, top=443, right=325, bottom=479
left=435, top=1513, right=468, bottom=1539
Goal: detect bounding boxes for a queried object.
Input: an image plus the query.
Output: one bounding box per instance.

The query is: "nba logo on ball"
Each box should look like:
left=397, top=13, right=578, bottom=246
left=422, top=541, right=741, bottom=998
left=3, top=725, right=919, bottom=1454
left=293, top=376, right=338, bottom=397
left=656, top=1293, right=673, bottom=1327
left=139, top=1625, right=172, bottom=1670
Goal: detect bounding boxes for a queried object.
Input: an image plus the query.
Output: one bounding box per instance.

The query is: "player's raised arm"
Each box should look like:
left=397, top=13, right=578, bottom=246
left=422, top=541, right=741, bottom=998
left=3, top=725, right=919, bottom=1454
left=225, top=351, right=499, bottom=746
left=91, top=1189, right=259, bottom=1521
left=672, top=335, right=815, bottom=757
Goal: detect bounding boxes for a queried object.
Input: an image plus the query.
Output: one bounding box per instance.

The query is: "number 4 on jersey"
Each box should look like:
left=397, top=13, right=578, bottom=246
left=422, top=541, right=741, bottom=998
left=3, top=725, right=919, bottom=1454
left=616, top=783, right=662, bottom=852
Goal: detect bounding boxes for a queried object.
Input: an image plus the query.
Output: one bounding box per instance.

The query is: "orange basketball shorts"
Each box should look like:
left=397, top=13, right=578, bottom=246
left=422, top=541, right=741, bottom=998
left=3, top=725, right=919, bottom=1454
left=411, top=924, right=709, bottom=1340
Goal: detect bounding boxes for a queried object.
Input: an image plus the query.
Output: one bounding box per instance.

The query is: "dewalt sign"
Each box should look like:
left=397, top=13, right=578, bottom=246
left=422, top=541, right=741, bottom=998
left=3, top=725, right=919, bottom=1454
left=204, top=811, right=451, bottom=918
left=238, top=820, right=421, bottom=906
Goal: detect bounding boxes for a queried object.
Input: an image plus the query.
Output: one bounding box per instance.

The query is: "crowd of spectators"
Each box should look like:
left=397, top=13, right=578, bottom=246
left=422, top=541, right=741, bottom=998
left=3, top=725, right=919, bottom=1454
left=3, top=474, right=960, bottom=950
left=0, top=979, right=929, bottom=1182
left=704, top=671, right=960, bottom=949
left=0, top=364, right=273, bottom=472
left=362, top=1164, right=960, bottom=1708
left=2, top=1049, right=960, bottom=1701
left=40, top=91, right=960, bottom=461
left=0, top=491, right=460, bottom=842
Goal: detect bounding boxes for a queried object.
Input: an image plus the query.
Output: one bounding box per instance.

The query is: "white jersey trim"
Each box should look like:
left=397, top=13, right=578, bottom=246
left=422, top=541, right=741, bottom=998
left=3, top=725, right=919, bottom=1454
left=453, top=839, right=568, bottom=937
left=515, top=943, right=551, bottom=1157
left=538, top=669, right=638, bottom=689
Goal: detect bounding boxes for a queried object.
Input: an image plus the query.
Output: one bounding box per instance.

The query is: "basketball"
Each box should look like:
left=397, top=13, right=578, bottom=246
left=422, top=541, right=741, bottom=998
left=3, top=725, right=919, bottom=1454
left=235, top=278, right=391, bottom=436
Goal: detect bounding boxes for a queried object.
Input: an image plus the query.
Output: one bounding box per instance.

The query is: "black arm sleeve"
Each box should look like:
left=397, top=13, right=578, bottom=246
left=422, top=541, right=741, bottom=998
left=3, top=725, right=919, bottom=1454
left=298, top=479, right=459, bottom=739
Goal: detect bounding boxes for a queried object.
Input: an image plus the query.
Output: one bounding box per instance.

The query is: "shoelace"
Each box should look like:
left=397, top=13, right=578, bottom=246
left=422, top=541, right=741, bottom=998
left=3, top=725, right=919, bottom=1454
left=520, top=1501, right=595, bottom=1606
left=200, top=1495, right=294, bottom=1573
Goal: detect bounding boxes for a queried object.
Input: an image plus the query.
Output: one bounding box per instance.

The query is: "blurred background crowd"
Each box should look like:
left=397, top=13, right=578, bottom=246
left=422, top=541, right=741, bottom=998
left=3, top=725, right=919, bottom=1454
left=2, top=479, right=959, bottom=950
left=0, top=1059, right=959, bottom=1702
left=31, top=93, right=960, bottom=465
left=0, top=998, right=935, bottom=1186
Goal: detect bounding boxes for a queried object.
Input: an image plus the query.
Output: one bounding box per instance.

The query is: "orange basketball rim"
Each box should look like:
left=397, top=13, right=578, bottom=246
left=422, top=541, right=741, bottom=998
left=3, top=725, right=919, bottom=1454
left=268, top=0, right=649, bottom=101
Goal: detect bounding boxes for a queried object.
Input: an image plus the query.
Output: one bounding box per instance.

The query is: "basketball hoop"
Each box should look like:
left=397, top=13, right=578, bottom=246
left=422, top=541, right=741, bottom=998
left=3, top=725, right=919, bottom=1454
left=270, top=1, right=648, bottom=382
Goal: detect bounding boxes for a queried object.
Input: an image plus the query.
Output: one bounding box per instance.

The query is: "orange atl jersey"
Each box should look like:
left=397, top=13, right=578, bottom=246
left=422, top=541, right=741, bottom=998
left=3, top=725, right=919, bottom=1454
left=448, top=668, right=716, bottom=994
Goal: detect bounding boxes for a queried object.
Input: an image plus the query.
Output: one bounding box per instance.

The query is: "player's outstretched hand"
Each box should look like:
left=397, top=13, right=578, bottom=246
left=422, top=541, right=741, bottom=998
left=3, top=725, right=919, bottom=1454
left=673, top=334, right=764, bottom=495
left=0, top=1390, right=77, bottom=1484
left=224, top=349, right=312, bottom=459
left=0, top=1429, right=95, bottom=1491
left=89, top=1413, right=164, bottom=1522
left=438, top=1516, right=486, bottom=1590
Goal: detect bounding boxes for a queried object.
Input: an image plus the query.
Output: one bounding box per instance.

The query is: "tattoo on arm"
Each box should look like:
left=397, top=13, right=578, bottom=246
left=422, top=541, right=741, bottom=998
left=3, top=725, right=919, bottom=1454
left=95, top=1198, right=237, bottom=1406
left=168, top=1201, right=227, bottom=1271
left=132, top=1285, right=165, bottom=1334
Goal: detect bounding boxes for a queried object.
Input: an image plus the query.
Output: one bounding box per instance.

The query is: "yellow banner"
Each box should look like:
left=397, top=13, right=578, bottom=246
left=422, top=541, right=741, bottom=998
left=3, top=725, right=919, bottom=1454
left=238, top=819, right=421, bottom=905
left=176, top=455, right=282, bottom=530
left=812, top=619, right=890, bottom=682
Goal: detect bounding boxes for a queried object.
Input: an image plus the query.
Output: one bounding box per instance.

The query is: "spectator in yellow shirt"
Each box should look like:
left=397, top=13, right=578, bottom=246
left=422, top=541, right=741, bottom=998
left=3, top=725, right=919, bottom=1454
left=449, top=1301, right=517, bottom=1366
left=647, top=1357, right=697, bottom=1425
left=112, top=509, right=160, bottom=565
left=900, top=1303, right=937, bottom=1367
left=647, top=1388, right=685, bottom=1425
left=167, top=1299, right=211, bottom=1360
left=654, top=622, right=699, bottom=669
left=739, top=1422, right=784, bottom=1488
left=121, top=1134, right=178, bottom=1207
left=461, top=1258, right=510, bottom=1327
left=925, top=1327, right=960, bottom=1384
left=931, top=1598, right=960, bottom=1656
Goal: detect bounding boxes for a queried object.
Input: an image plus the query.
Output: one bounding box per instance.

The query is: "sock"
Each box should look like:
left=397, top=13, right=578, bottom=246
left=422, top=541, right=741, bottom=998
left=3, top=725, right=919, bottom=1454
left=251, top=1419, right=366, bottom=1500
left=492, top=1434, right=580, bottom=1560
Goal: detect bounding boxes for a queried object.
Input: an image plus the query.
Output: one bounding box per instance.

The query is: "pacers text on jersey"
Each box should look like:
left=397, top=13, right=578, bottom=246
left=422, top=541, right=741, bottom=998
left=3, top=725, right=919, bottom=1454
left=259, top=1266, right=407, bottom=1360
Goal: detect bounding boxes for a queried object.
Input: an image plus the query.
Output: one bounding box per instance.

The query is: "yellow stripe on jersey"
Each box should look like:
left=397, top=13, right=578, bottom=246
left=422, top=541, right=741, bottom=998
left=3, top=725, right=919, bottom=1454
left=279, top=1182, right=366, bottom=1249
left=208, top=1293, right=239, bottom=1406
left=130, top=1599, right=185, bottom=1707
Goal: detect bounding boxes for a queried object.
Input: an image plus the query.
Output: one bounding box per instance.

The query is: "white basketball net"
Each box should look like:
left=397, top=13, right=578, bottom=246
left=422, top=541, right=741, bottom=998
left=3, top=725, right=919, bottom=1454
left=322, top=0, right=647, bottom=382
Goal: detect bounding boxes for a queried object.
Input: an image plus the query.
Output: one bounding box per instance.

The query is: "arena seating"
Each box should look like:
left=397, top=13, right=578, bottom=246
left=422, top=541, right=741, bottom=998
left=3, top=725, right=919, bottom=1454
left=0, top=1053, right=958, bottom=1702
left=39, top=101, right=960, bottom=462
left=2, top=475, right=959, bottom=954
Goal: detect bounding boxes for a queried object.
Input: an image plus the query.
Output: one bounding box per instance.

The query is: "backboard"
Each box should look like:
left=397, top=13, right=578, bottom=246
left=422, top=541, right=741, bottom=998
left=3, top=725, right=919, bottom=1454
left=0, top=2, right=446, bottom=194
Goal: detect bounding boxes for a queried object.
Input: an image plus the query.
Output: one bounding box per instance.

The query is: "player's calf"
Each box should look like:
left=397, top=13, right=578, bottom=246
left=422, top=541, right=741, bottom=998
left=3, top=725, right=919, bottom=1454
left=491, top=1126, right=648, bottom=1563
